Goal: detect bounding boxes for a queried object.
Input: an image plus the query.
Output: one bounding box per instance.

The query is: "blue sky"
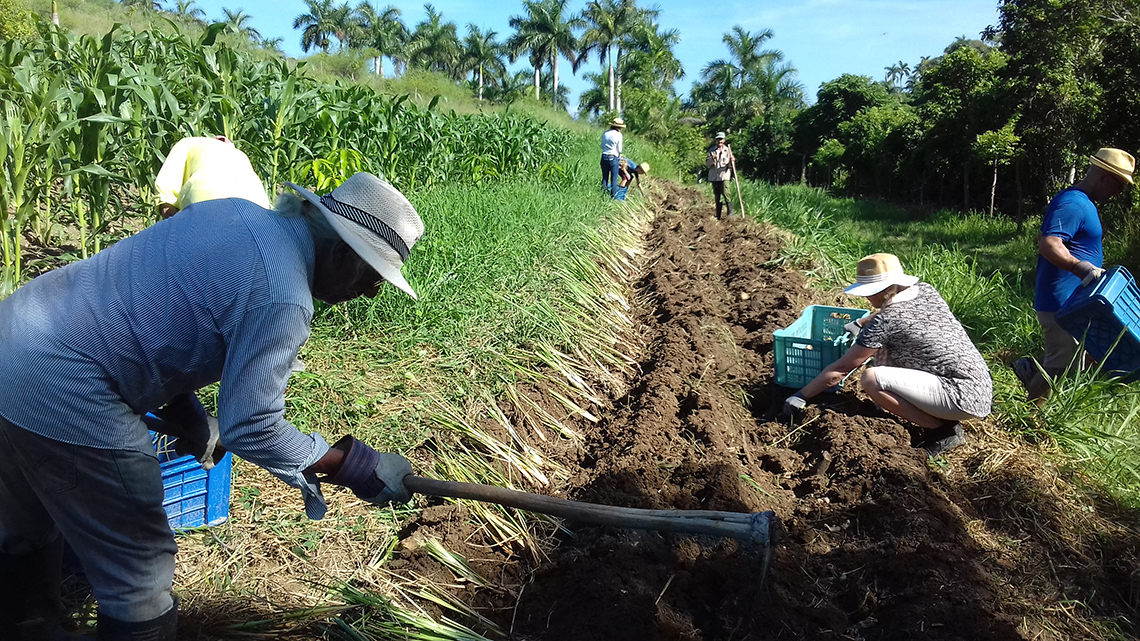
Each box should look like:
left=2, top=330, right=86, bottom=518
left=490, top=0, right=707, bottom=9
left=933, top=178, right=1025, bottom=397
left=187, top=0, right=1001, bottom=110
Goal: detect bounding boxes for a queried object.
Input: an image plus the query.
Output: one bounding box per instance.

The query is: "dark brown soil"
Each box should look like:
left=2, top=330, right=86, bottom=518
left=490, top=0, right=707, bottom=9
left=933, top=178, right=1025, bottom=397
left=416, top=182, right=1140, bottom=641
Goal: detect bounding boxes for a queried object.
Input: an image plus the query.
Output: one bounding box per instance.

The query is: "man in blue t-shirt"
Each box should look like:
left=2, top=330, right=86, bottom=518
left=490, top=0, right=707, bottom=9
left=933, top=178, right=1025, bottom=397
left=1014, top=148, right=1135, bottom=399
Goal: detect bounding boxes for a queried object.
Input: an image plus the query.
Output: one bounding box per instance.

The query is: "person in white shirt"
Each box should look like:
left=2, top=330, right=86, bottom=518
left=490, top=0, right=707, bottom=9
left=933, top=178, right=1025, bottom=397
left=600, top=118, right=626, bottom=196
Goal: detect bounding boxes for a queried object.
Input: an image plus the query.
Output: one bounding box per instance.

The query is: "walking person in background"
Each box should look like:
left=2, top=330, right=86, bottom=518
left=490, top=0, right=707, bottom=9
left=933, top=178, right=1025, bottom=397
left=1012, top=148, right=1135, bottom=400
left=0, top=173, right=421, bottom=640
left=154, top=135, right=270, bottom=219
left=600, top=118, right=626, bottom=196
left=706, top=132, right=735, bottom=219
left=783, top=254, right=992, bottom=458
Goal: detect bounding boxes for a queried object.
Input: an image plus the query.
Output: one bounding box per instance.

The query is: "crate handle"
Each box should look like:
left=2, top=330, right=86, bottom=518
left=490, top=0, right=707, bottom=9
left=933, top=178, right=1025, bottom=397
left=791, top=343, right=814, bottom=351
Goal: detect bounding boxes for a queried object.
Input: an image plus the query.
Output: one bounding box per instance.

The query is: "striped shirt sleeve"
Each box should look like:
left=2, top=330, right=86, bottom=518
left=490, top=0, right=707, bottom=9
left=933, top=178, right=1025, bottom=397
left=217, top=301, right=331, bottom=519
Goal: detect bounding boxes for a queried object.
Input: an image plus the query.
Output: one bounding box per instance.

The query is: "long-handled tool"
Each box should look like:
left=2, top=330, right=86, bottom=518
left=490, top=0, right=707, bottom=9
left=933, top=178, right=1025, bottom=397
left=730, top=156, right=746, bottom=218
left=403, top=475, right=778, bottom=582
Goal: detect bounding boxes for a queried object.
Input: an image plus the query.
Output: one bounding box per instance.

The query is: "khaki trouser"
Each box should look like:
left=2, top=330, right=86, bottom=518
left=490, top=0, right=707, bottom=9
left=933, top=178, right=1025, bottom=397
left=1027, top=311, right=1090, bottom=398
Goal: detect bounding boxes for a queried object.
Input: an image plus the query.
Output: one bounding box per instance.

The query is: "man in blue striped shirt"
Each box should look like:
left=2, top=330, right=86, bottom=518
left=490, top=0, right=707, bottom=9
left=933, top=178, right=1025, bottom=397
left=0, top=173, right=423, bottom=640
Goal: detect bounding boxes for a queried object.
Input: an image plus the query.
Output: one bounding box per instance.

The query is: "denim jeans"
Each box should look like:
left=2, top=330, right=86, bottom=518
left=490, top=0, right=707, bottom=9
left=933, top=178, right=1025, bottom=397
left=600, top=154, right=621, bottom=195
left=0, top=414, right=177, bottom=622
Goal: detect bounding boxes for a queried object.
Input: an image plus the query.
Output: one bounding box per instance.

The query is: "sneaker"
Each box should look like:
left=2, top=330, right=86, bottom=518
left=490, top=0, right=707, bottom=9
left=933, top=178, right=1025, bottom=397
left=922, top=423, right=966, bottom=458
left=1011, top=357, right=1036, bottom=392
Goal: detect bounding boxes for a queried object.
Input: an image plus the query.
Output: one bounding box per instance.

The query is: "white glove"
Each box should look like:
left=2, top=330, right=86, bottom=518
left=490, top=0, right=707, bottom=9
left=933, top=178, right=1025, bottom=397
left=1074, top=260, right=1106, bottom=287
left=844, top=320, right=863, bottom=336
left=782, top=392, right=808, bottom=417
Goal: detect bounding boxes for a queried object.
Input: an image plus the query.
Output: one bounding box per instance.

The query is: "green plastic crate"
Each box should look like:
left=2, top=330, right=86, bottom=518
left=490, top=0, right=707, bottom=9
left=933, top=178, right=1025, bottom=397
left=774, top=305, right=870, bottom=388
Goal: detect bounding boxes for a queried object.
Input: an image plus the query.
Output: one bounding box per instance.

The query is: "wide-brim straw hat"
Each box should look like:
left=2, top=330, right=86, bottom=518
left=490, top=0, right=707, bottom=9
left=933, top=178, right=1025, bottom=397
left=1090, top=147, right=1135, bottom=185
left=639, top=161, right=650, bottom=173
left=609, top=117, right=626, bottom=129
left=287, top=173, right=424, bottom=299
left=843, top=253, right=919, bottom=297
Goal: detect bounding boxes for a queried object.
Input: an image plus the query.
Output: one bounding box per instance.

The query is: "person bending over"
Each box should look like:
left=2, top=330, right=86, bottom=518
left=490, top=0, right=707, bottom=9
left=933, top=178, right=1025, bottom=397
left=618, top=158, right=650, bottom=192
left=783, top=253, right=992, bottom=457
left=154, top=135, right=270, bottom=219
left=0, top=172, right=423, bottom=640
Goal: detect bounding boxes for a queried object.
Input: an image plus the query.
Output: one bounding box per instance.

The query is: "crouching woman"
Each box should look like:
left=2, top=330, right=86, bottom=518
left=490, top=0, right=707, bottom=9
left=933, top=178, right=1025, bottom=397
left=783, top=253, right=992, bottom=457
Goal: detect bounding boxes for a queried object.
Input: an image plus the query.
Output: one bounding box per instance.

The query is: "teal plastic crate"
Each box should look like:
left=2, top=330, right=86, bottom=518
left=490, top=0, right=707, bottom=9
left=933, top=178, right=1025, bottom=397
left=1056, top=266, right=1140, bottom=378
left=613, top=185, right=629, bottom=200
left=774, top=305, right=870, bottom=388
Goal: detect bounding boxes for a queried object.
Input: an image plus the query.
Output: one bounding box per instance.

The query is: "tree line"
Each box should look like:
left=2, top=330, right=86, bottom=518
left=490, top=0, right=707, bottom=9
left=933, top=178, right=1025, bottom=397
left=30, top=0, right=1140, bottom=222
left=709, top=0, right=1140, bottom=228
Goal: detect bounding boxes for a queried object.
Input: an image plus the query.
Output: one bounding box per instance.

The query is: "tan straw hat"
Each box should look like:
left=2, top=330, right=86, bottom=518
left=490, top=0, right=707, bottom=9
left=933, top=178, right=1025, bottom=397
left=609, top=117, right=626, bottom=129
left=639, top=161, right=650, bottom=173
left=1090, top=148, right=1135, bottom=185
left=287, top=173, right=425, bottom=299
left=844, top=253, right=919, bottom=297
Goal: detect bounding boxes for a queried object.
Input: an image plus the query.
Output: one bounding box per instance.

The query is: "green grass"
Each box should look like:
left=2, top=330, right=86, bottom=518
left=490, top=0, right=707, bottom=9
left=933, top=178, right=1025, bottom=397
left=737, top=179, right=1140, bottom=508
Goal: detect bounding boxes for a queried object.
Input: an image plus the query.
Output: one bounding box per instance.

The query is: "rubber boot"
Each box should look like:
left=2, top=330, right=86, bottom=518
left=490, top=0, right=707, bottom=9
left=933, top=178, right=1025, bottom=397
left=96, top=594, right=177, bottom=641
left=0, top=535, right=79, bottom=641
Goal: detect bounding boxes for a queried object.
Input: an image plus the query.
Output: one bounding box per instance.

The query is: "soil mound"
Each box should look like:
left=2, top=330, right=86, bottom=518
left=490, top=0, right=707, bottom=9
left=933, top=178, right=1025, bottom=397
left=469, top=182, right=1140, bottom=640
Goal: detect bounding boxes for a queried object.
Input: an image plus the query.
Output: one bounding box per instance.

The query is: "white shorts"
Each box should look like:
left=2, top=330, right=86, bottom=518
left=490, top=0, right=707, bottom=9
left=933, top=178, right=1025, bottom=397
left=872, top=366, right=979, bottom=421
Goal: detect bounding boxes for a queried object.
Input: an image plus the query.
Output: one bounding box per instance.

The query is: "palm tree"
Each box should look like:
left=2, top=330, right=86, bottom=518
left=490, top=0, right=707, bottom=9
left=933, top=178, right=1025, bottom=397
left=621, top=20, right=683, bottom=90
left=294, top=0, right=339, bottom=53
left=173, top=0, right=205, bottom=23
left=483, top=69, right=534, bottom=104
left=611, top=0, right=658, bottom=113
left=508, top=0, right=584, bottom=107
left=354, top=2, right=407, bottom=76
left=260, top=36, right=285, bottom=52
left=884, top=60, right=910, bottom=91
left=328, top=2, right=358, bottom=51
left=462, top=25, right=506, bottom=101
left=577, top=70, right=610, bottom=118
left=122, top=0, right=163, bottom=12
left=507, top=1, right=551, bottom=101
left=405, top=4, right=461, bottom=75
left=578, top=0, right=620, bottom=111
left=222, top=8, right=261, bottom=41
left=701, top=26, right=783, bottom=90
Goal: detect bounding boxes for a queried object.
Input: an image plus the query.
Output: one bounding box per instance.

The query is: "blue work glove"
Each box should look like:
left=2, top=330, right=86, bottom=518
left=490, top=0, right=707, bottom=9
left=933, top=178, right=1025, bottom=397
left=1074, top=260, right=1106, bottom=287
left=782, top=391, right=808, bottom=418
left=326, top=435, right=413, bottom=506
left=152, top=393, right=225, bottom=470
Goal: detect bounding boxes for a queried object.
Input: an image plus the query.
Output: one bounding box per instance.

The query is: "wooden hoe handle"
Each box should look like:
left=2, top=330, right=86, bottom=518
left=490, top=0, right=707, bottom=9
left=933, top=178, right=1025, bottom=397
left=403, top=475, right=776, bottom=546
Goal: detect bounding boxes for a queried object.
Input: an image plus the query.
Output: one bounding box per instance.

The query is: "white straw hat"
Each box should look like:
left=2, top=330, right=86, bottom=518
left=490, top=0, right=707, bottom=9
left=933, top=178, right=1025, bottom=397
left=843, top=253, right=919, bottom=297
left=287, top=173, right=424, bottom=299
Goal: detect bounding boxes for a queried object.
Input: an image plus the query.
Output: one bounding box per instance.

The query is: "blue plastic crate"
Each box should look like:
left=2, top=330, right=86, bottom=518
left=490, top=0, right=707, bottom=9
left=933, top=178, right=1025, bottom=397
left=1056, top=266, right=1140, bottom=377
left=613, top=185, right=628, bottom=201
left=152, top=433, right=232, bottom=530
left=773, top=305, right=870, bottom=388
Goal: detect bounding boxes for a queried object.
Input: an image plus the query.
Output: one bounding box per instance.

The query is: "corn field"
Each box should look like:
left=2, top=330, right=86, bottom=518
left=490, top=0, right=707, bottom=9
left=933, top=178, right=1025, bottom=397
left=0, top=21, right=571, bottom=297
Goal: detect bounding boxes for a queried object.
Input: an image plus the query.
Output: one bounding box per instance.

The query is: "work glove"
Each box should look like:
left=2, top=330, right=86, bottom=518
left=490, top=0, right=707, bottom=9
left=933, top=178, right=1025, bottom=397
left=326, top=435, right=413, bottom=506
left=1074, top=260, right=1106, bottom=287
left=152, top=394, right=225, bottom=470
left=782, top=391, right=808, bottom=418
left=844, top=319, right=864, bottom=336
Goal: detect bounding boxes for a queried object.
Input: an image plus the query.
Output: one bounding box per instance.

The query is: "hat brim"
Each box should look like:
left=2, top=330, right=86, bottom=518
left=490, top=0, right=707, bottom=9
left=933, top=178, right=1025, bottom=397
left=286, top=181, right=418, bottom=300
left=844, top=274, right=919, bottom=297
left=1090, top=156, right=1134, bottom=184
